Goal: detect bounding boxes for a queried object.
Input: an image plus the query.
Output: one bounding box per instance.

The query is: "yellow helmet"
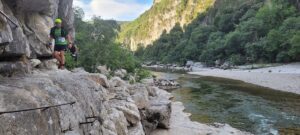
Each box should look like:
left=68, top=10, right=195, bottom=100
left=55, top=18, right=62, bottom=24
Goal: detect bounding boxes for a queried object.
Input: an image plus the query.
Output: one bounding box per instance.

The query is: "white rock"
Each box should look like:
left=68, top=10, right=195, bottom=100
left=30, top=59, right=41, bottom=68
left=114, top=69, right=127, bottom=78
left=131, top=87, right=150, bottom=109
left=186, top=61, right=194, bottom=67
left=71, top=67, right=87, bottom=73
left=41, top=59, right=58, bottom=70
left=88, top=74, right=110, bottom=88
left=110, top=77, right=127, bottom=87
left=97, top=65, right=110, bottom=75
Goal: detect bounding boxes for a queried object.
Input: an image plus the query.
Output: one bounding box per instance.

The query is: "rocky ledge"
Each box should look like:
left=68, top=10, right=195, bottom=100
left=153, top=78, right=180, bottom=90
left=0, top=68, right=251, bottom=135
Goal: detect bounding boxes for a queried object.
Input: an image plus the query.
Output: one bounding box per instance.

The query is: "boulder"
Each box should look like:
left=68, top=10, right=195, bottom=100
left=40, top=59, right=58, bottom=70
left=117, top=105, right=141, bottom=125
left=148, top=101, right=171, bottom=129
left=110, top=77, right=127, bottom=87
left=114, top=69, right=127, bottom=78
left=186, top=61, right=194, bottom=67
left=107, top=108, right=129, bottom=135
left=146, top=86, right=158, bottom=97
left=110, top=86, right=130, bottom=98
left=109, top=100, right=141, bottom=125
left=140, top=100, right=172, bottom=135
left=215, top=59, right=221, bottom=67
left=131, top=87, right=150, bottom=109
left=96, top=65, right=110, bottom=75
left=128, top=75, right=136, bottom=84
left=193, top=62, right=204, bottom=68
left=154, top=88, right=173, bottom=100
left=220, top=62, right=231, bottom=70
left=141, top=78, right=154, bottom=85
left=30, top=59, right=41, bottom=68
left=88, top=74, right=110, bottom=88
left=154, top=79, right=180, bottom=90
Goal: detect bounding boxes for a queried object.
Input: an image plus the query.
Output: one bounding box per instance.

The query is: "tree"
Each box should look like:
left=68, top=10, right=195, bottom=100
left=136, top=0, right=300, bottom=65
left=73, top=7, right=140, bottom=72
left=289, top=33, right=300, bottom=60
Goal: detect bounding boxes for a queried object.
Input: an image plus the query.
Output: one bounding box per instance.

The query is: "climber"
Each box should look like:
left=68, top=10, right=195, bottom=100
left=48, top=18, right=72, bottom=69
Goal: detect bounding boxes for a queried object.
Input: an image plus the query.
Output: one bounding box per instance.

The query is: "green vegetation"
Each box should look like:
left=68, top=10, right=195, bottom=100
left=136, top=0, right=300, bottom=66
left=118, top=0, right=215, bottom=47
left=66, top=7, right=140, bottom=73
left=135, top=69, right=152, bottom=82
left=65, top=51, right=77, bottom=69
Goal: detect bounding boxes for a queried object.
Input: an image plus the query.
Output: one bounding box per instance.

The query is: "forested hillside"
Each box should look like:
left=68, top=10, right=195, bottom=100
left=135, top=0, right=300, bottom=66
left=119, top=0, right=215, bottom=50
left=72, top=8, right=139, bottom=72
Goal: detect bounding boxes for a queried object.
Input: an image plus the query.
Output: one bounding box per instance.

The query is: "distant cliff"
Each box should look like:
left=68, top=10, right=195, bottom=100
left=118, top=0, right=215, bottom=50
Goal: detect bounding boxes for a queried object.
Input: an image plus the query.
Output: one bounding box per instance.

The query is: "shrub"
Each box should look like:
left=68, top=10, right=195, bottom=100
left=135, top=69, right=151, bottom=82
left=65, top=51, right=77, bottom=70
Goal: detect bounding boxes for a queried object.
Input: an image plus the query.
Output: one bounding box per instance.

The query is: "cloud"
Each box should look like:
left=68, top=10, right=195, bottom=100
left=73, top=0, right=94, bottom=19
left=73, top=0, right=152, bottom=21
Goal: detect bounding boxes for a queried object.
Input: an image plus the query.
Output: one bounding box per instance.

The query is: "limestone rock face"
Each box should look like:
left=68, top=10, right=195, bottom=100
left=0, top=0, right=74, bottom=74
left=16, top=0, right=57, bottom=13
left=119, top=0, right=216, bottom=50
left=130, top=85, right=150, bottom=109
left=0, top=70, right=170, bottom=135
left=0, top=61, right=30, bottom=76
left=0, top=1, right=13, bottom=45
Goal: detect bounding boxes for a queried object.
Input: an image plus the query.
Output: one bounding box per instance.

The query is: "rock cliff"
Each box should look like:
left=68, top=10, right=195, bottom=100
left=119, top=0, right=215, bottom=50
left=0, top=0, right=74, bottom=75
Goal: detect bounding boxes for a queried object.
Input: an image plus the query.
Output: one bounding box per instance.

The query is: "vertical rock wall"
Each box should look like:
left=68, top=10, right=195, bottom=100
left=0, top=0, right=74, bottom=75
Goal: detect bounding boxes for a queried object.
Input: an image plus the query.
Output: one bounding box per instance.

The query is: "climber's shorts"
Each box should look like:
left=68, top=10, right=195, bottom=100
left=54, top=45, right=67, bottom=52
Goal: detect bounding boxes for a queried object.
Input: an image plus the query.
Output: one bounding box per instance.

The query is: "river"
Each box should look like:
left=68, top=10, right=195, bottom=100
left=151, top=71, right=300, bottom=135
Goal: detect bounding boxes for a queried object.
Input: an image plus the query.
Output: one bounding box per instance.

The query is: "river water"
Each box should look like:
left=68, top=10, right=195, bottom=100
left=151, top=71, right=300, bottom=135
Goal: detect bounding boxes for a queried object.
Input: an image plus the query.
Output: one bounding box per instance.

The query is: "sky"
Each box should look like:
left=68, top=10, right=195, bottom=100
left=73, top=0, right=153, bottom=21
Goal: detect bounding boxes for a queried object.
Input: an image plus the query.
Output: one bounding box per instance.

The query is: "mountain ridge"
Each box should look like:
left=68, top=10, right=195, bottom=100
left=118, top=0, right=215, bottom=50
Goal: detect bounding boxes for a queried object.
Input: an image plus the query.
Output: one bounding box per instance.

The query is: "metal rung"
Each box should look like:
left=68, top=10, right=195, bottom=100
left=0, top=101, right=76, bottom=115
left=79, top=120, right=96, bottom=125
